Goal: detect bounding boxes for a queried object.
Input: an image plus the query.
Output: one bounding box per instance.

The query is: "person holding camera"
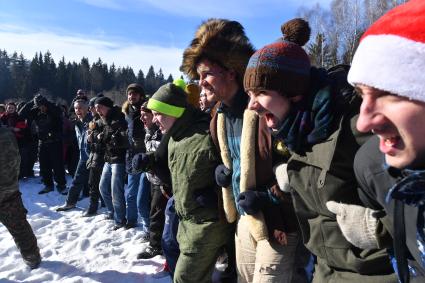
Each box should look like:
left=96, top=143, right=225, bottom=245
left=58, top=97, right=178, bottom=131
left=94, top=97, right=129, bottom=229
left=19, top=94, right=67, bottom=194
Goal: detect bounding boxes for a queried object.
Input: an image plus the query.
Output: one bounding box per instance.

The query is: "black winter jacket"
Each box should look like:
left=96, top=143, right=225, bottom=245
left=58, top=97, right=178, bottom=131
left=355, top=136, right=425, bottom=282
left=19, top=100, right=63, bottom=143
left=122, top=101, right=146, bottom=173
left=99, top=106, right=129, bottom=164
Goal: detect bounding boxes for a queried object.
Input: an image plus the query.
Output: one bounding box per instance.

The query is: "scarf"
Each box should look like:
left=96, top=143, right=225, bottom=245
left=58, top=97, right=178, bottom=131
left=272, top=83, right=334, bottom=153
left=386, top=168, right=425, bottom=278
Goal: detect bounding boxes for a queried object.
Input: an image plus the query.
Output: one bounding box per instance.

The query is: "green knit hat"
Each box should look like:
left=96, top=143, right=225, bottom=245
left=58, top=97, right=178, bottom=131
left=147, top=83, right=187, bottom=118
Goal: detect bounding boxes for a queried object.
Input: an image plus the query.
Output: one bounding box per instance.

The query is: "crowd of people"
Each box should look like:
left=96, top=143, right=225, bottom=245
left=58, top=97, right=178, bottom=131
left=1, top=1, right=425, bottom=282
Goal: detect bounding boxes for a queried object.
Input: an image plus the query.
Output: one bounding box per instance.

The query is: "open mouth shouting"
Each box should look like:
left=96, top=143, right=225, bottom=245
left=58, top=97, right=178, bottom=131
left=255, top=108, right=280, bottom=130
left=374, top=128, right=403, bottom=156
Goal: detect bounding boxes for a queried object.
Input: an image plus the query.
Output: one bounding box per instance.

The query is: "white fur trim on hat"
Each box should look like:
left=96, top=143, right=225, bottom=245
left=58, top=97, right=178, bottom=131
left=348, top=34, right=425, bottom=102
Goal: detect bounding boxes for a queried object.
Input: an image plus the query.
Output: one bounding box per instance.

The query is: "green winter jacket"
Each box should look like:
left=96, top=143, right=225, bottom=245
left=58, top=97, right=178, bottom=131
left=286, top=68, right=396, bottom=282
left=0, top=128, right=20, bottom=203
left=167, top=107, right=232, bottom=253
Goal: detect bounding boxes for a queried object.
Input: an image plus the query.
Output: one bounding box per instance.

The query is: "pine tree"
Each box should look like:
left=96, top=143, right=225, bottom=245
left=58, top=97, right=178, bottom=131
left=56, top=57, right=69, bottom=99
left=78, top=57, right=90, bottom=91
left=43, top=51, right=57, bottom=93
left=0, top=50, right=12, bottom=101
left=9, top=53, right=29, bottom=99
left=106, top=63, right=116, bottom=91
left=90, top=58, right=106, bottom=93
left=145, top=65, right=156, bottom=94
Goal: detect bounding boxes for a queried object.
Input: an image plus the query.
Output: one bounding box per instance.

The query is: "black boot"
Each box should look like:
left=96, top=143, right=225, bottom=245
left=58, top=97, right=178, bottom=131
left=56, top=203, right=76, bottom=212
left=82, top=202, right=98, bottom=217
left=137, top=246, right=162, bottom=259
left=38, top=186, right=54, bottom=194
left=57, top=185, right=68, bottom=195
left=23, top=252, right=41, bottom=269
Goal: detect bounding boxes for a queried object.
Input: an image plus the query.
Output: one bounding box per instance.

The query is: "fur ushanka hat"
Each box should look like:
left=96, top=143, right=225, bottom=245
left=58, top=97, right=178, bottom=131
left=180, top=18, right=255, bottom=84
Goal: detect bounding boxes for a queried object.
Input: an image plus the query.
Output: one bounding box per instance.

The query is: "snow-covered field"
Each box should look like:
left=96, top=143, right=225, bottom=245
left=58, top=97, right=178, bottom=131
left=0, top=168, right=172, bottom=283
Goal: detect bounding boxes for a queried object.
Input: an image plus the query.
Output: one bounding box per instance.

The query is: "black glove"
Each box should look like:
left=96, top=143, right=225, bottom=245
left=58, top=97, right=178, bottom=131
left=194, top=189, right=218, bottom=208
left=132, top=153, right=150, bottom=172
left=215, top=164, right=232, bottom=187
left=237, top=190, right=269, bottom=215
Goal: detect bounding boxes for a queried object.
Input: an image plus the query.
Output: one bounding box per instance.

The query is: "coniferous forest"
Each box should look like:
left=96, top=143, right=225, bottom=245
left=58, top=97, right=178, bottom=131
left=1, top=0, right=406, bottom=105
left=0, top=50, right=174, bottom=105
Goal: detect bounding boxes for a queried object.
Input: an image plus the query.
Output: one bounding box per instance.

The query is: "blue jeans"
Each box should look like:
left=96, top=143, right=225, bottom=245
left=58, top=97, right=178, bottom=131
left=126, top=172, right=150, bottom=228
left=99, top=163, right=126, bottom=225
left=162, top=197, right=180, bottom=277
left=66, top=158, right=90, bottom=205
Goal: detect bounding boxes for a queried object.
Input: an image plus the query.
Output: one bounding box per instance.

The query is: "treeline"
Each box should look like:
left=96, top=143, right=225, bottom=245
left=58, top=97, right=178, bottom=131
left=1, top=0, right=407, bottom=104
left=0, top=50, right=174, bottom=104
left=299, top=0, right=406, bottom=68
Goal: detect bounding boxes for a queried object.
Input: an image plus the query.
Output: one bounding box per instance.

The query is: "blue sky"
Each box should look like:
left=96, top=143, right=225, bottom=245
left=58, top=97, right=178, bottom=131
left=0, top=0, right=331, bottom=79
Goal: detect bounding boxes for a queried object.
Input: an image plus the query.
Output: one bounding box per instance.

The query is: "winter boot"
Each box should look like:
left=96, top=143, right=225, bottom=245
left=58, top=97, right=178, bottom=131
left=56, top=203, right=76, bottom=212
left=125, top=222, right=137, bottom=230
left=137, top=245, right=163, bottom=259
left=23, top=252, right=41, bottom=269
left=82, top=209, right=97, bottom=217
left=38, top=186, right=53, bottom=194
left=113, top=223, right=125, bottom=230
left=56, top=185, right=68, bottom=195
left=83, top=202, right=98, bottom=217
left=140, top=231, right=150, bottom=243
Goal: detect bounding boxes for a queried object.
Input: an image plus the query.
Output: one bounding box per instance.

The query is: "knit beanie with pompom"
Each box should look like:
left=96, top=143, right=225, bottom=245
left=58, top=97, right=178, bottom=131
left=244, top=18, right=311, bottom=97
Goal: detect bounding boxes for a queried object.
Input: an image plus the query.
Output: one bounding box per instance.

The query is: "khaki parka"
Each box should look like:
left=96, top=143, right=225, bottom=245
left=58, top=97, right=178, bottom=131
left=167, top=107, right=232, bottom=253
left=286, top=68, right=397, bottom=282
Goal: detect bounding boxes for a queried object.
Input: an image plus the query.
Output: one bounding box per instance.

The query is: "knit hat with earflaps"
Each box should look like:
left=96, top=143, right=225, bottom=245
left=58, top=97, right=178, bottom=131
left=147, top=83, right=187, bottom=118
left=180, top=18, right=255, bottom=84
left=348, top=0, right=425, bottom=102
left=244, top=18, right=311, bottom=97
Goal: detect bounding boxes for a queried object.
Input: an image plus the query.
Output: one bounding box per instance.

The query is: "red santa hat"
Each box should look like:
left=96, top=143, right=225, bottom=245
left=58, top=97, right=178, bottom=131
left=348, top=0, right=425, bottom=102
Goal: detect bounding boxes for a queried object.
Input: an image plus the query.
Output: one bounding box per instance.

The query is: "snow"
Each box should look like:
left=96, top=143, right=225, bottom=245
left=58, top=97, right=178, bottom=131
left=0, top=166, right=172, bottom=283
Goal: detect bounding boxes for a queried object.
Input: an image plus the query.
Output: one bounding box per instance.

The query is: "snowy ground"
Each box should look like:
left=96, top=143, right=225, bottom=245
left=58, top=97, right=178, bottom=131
left=0, top=166, right=172, bottom=283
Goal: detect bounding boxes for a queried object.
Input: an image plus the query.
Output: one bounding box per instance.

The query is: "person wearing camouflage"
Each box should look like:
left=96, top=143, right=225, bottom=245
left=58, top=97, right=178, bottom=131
left=0, top=127, right=41, bottom=269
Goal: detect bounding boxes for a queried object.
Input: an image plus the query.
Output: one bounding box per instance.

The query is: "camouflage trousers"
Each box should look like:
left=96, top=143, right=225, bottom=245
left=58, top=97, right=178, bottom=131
left=0, top=192, right=40, bottom=260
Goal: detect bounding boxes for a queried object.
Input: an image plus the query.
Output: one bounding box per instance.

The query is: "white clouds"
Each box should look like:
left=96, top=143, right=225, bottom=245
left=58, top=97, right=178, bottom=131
left=143, top=0, right=334, bottom=18
left=78, top=0, right=334, bottom=18
left=77, top=0, right=124, bottom=10
left=0, top=25, right=184, bottom=79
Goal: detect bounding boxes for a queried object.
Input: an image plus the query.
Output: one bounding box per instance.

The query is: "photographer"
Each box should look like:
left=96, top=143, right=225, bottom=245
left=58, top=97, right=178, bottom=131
left=19, top=94, right=67, bottom=194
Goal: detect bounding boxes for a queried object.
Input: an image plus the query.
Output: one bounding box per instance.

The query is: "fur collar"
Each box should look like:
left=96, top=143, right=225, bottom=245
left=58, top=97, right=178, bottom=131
left=218, top=109, right=269, bottom=241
